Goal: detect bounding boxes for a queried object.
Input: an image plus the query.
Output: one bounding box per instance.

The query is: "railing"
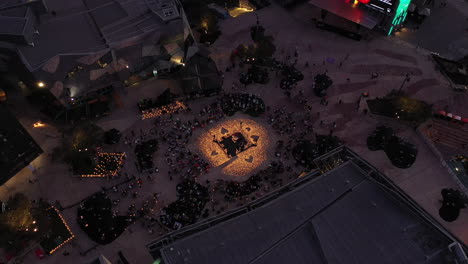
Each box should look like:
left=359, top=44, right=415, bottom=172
left=147, top=145, right=468, bottom=256
left=146, top=167, right=322, bottom=253
left=416, top=124, right=468, bottom=196
left=147, top=145, right=349, bottom=254
left=342, top=147, right=468, bottom=251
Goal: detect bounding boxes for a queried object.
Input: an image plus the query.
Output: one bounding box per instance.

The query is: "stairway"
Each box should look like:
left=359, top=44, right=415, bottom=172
left=428, top=119, right=468, bottom=150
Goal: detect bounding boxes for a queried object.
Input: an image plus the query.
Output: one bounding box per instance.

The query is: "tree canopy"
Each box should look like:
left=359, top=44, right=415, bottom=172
left=0, top=193, right=42, bottom=254
left=51, top=122, right=104, bottom=174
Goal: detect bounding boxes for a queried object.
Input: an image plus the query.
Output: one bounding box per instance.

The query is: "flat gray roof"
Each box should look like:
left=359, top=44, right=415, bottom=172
left=0, top=16, right=26, bottom=35
left=309, top=0, right=383, bottom=29
left=0, top=5, right=27, bottom=17
left=0, top=0, right=31, bottom=9
left=18, top=13, right=105, bottom=68
left=159, top=162, right=454, bottom=264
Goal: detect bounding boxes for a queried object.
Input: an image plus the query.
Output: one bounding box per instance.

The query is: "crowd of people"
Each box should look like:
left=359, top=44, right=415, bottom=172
left=114, top=94, right=315, bottom=231
left=74, top=100, right=339, bottom=244
left=292, top=134, right=342, bottom=170
left=238, top=54, right=304, bottom=93
left=152, top=118, right=214, bottom=181
left=220, top=93, right=265, bottom=117
left=267, top=106, right=314, bottom=137
left=73, top=37, right=347, bottom=243
left=134, top=139, right=158, bottom=171
left=160, top=180, right=209, bottom=229
left=313, top=73, right=333, bottom=97
left=106, top=177, right=165, bottom=235
left=223, top=161, right=291, bottom=201
left=279, top=64, right=304, bottom=90
left=240, top=65, right=270, bottom=86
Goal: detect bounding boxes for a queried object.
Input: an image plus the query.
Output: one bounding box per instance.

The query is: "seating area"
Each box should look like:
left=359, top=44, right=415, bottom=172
left=427, top=119, right=468, bottom=150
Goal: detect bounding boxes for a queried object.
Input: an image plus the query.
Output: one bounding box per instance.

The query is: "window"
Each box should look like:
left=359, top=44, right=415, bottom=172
left=163, top=8, right=174, bottom=17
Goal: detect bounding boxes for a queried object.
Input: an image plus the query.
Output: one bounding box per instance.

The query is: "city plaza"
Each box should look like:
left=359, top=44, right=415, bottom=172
left=1, top=1, right=468, bottom=263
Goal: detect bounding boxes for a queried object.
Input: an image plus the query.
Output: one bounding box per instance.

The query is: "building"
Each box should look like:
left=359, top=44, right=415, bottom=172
left=147, top=147, right=468, bottom=264
left=0, top=104, right=42, bottom=186
left=309, top=0, right=412, bottom=37
left=88, top=254, right=113, bottom=264
left=0, top=0, right=197, bottom=108
left=431, top=54, right=468, bottom=92
left=179, top=47, right=222, bottom=98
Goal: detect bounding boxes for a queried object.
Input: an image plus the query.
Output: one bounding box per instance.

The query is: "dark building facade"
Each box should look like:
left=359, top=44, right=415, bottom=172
left=0, top=104, right=42, bottom=185
left=0, top=0, right=196, bottom=110
left=309, top=0, right=412, bottom=37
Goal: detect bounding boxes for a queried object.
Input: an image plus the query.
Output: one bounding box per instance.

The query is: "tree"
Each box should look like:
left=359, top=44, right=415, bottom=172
left=439, top=188, right=467, bottom=222
left=367, top=126, right=394, bottom=151
left=250, top=25, right=266, bottom=42
left=292, top=140, right=319, bottom=170
left=77, top=192, right=130, bottom=244
left=0, top=193, right=41, bottom=254
left=104, top=129, right=122, bottom=145
left=313, top=73, right=333, bottom=97
left=199, top=11, right=221, bottom=45
left=367, top=90, right=432, bottom=124
left=51, top=122, right=104, bottom=174
left=69, top=122, right=104, bottom=151
left=292, top=135, right=342, bottom=170
left=254, top=37, right=276, bottom=59
left=367, top=126, right=417, bottom=169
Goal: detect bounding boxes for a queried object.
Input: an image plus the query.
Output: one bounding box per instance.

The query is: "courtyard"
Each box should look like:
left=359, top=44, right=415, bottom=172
left=1, top=1, right=468, bottom=263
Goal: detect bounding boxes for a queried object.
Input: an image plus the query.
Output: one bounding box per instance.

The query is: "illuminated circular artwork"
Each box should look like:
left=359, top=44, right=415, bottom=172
left=196, top=117, right=270, bottom=177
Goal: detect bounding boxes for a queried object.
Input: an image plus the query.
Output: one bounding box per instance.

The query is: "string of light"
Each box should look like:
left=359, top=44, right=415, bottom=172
left=48, top=206, right=75, bottom=254
left=197, top=118, right=270, bottom=177
left=141, top=101, right=187, bottom=120
left=81, top=152, right=126, bottom=178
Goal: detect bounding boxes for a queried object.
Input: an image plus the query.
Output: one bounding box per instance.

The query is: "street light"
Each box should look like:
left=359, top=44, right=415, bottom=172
left=37, top=81, right=45, bottom=88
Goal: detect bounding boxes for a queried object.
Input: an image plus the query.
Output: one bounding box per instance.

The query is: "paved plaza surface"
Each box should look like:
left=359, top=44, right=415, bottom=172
left=1, top=3, right=468, bottom=263
left=396, top=0, right=468, bottom=60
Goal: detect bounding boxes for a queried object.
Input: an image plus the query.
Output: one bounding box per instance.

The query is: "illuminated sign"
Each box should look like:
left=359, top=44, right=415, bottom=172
left=388, top=0, right=411, bottom=35
left=374, top=0, right=393, bottom=5
left=368, top=0, right=393, bottom=12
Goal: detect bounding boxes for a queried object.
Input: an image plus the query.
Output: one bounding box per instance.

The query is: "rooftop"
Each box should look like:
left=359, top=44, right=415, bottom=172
left=152, top=161, right=463, bottom=264
left=0, top=0, right=182, bottom=71
left=0, top=16, right=27, bottom=35
left=0, top=104, right=43, bottom=185
left=309, top=0, right=385, bottom=29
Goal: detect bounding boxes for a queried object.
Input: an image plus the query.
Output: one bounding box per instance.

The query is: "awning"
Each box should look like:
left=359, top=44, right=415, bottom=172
left=309, top=0, right=383, bottom=29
